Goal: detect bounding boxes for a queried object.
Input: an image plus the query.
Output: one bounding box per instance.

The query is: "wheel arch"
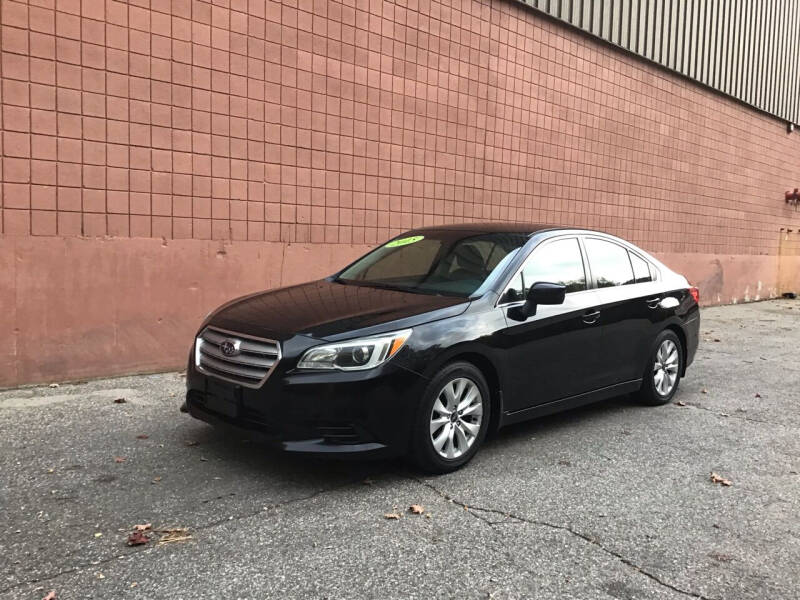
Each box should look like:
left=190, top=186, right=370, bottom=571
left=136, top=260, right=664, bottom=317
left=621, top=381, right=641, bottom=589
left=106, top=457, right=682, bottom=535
left=424, top=348, right=504, bottom=437
left=663, top=323, right=688, bottom=376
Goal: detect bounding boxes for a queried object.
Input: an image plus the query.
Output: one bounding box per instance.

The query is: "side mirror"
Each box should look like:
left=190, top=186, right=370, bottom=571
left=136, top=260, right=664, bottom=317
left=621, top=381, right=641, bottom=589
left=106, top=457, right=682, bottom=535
left=507, top=282, right=566, bottom=321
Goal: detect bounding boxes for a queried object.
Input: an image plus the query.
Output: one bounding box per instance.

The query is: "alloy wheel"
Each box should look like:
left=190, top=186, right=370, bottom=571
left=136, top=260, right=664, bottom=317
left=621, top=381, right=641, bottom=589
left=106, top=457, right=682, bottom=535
left=429, top=377, right=483, bottom=459
left=653, top=339, right=679, bottom=396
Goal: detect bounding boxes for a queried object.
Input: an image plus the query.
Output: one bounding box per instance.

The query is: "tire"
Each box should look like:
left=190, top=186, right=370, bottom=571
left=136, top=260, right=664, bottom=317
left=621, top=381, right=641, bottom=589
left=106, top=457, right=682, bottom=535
left=409, top=361, right=491, bottom=474
left=636, top=329, right=684, bottom=406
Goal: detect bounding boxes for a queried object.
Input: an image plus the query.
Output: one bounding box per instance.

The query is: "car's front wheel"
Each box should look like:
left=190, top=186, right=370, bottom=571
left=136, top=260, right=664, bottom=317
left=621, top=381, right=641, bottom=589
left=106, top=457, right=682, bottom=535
left=410, top=362, right=491, bottom=474
left=636, top=329, right=683, bottom=405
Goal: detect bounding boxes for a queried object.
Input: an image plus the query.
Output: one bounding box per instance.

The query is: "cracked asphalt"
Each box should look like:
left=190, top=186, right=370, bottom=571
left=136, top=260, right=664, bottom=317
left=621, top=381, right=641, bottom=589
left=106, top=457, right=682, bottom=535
left=1, top=299, right=799, bottom=600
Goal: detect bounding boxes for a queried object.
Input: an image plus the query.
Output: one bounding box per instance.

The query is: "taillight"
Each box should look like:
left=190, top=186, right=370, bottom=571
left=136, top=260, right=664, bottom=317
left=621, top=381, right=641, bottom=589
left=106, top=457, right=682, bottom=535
left=689, top=286, right=699, bottom=304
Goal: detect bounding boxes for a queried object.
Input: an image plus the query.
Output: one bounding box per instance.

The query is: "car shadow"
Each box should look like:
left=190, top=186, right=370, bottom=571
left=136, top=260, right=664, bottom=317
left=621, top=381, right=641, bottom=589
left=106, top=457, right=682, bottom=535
left=178, top=419, right=405, bottom=484
left=179, top=393, right=646, bottom=483
left=481, top=393, right=645, bottom=452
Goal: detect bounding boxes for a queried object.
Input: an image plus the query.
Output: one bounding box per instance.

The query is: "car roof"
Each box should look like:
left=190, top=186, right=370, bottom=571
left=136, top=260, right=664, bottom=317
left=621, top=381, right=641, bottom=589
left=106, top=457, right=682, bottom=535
left=408, top=223, right=578, bottom=236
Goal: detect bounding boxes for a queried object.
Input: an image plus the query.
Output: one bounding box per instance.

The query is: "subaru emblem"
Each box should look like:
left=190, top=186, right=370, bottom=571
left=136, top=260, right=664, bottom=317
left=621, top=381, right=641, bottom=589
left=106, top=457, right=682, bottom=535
left=220, top=339, right=239, bottom=357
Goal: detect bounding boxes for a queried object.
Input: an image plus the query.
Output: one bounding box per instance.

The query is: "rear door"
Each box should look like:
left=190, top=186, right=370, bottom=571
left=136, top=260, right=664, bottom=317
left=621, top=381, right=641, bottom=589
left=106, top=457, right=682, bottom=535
left=497, top=236, right=606, bottom=412
left=581, top=237, right=658, bottom=387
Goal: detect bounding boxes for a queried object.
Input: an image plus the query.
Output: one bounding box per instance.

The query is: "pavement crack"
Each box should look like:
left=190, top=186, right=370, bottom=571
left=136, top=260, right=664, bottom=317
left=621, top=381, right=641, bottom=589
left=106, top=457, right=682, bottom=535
left=683, top=404, right=786, bottom=427
left=413, top=477, right=716, bottom=600
left=0, top=481, right=355, bottom=596
left=197, top=483, right=346, bottom=531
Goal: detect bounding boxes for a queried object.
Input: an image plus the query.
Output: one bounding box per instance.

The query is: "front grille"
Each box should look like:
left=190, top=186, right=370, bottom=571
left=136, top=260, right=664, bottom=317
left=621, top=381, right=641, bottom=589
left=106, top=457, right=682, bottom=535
left=195, top=327, right=280, bottom=388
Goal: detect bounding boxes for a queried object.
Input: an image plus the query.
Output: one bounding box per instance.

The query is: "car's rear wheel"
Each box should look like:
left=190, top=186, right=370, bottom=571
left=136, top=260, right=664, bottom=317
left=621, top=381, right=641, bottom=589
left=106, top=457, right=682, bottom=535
left=636, top=330, right=683, bottom=406
left=410, top=361, right=491, bottom=474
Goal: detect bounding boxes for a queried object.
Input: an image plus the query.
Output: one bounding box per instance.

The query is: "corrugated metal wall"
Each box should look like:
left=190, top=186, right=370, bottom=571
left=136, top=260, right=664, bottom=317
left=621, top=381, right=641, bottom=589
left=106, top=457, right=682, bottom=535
left=518, top=0, right=800, bottom=126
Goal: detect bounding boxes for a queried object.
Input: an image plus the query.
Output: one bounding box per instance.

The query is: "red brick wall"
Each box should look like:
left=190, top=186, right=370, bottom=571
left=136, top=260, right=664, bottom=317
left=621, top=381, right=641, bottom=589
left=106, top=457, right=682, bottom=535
left=1, top=0, right=799, bottom=386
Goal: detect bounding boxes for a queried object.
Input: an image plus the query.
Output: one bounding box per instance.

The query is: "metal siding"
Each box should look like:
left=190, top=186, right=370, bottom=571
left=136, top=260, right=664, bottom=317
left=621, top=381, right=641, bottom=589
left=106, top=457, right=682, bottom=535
left=792, top=0, right=800, bottom=123
left=513, top=0, right=800, bottom=125
left=674, top=0, right=686, bottom=73
left=787, top=0, right=799, bottom=119
left=718, top=0, right=727, bottom=89
left=620, top=0, right=631, bottom=46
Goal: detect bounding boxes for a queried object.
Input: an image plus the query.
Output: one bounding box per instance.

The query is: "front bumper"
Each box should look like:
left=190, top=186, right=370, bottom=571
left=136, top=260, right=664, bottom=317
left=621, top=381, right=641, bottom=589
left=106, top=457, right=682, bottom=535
left=185, top=361, right=427, bottom=458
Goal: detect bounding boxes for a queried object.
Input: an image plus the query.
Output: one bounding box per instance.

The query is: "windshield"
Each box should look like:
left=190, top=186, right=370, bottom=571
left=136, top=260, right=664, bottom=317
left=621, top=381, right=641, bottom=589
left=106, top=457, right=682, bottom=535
left=336, top=232, right=528, bottom=297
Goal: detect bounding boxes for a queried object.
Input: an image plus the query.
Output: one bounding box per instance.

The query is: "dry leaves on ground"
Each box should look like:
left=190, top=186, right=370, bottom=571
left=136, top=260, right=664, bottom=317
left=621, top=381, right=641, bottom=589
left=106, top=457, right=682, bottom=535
left=409, top=504, right=424, bottom=515
left=127, top=531, right=151, bottom=546
left=384, top=513, right=401, bottom=520
left=710, top=472, right=733, bottom=486
left=156, top=528, right=192, bottom=545
left=127, top=523, right=191, bottom=546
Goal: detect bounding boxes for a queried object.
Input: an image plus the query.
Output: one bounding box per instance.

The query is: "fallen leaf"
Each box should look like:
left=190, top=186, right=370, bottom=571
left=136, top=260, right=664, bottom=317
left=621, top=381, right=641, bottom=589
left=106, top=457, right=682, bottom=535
left=114, top=457, right=126, bottom=463
left=95, top=572, right=105, bottom=580
left=409, top=504, right=424, bottom=515
left=383, top=513, right=401, bottom=520
left=130, top=583, right=138, bottom=588
left=675, top=400, right=686, bottom=406
left=133, top=523, right=151, bottom=532
left=156, top=527, right=192, bottom=545
left=754, top=393, right=762, bottom=399
left=126, top=531, right=151, bottom=546
left=151, top=476, right=162, bottom=484
left=710, top=472, right=733, bottom=486
left=113, top=398, right=126, bottom=404
left=42, top=592, right=56, bottom=600
left=136, top=434, right=149, bottom=440
left=701, top=389, right=708, bottom=394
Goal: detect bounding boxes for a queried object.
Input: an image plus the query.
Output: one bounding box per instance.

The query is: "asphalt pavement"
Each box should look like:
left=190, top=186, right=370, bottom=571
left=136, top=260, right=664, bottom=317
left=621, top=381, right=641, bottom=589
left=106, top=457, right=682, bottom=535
left=1, top=299, right=798, bottom=600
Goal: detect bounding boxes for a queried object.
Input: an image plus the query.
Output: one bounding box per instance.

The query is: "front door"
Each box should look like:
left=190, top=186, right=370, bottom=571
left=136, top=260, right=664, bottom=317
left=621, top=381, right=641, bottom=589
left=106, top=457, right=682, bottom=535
left=497, top=237, right=606, bottom=412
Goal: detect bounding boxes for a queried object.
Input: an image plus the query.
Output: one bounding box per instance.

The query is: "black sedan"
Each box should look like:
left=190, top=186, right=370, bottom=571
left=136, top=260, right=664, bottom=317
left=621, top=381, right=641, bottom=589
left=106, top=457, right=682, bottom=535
left=184, top=224, right=700, bottom=472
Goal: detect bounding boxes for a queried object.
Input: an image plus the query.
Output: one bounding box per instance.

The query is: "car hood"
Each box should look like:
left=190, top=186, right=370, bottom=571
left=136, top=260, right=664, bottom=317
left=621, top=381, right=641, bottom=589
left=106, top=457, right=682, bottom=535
left=205, top=279, right=470, bottom=341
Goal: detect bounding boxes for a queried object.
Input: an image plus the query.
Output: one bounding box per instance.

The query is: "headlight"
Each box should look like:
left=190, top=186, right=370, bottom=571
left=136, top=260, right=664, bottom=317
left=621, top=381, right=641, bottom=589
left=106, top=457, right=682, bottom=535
left=297, top=329, right=412, bottom=371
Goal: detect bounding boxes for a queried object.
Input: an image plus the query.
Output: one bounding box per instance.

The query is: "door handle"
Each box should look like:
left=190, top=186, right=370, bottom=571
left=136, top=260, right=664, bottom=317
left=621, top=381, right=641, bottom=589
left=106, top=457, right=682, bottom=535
left=582, top=310, right=600, bottom=324
left=646, top=296, right=662, bottom=309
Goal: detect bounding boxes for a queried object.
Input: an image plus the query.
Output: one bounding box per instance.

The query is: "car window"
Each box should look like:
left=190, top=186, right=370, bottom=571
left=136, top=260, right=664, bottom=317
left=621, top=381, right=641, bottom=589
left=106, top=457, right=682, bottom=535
left=337, top=232, right=529, bottom=297
left=629, top=251, right=653, bottom=283
left=584, top=238, right=635, bottom=287
left=504, top=238, right=587, bottom=302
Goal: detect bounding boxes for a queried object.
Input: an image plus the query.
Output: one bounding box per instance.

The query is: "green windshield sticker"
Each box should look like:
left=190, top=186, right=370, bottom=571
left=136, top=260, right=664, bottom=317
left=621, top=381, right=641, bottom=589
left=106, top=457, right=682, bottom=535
left=385, top=235, right=424, bottom=248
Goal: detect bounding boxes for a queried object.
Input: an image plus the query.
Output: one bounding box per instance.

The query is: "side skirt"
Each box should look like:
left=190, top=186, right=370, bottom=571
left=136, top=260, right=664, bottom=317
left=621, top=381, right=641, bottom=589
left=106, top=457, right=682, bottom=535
left=500, top=379, right=643, bottom=427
